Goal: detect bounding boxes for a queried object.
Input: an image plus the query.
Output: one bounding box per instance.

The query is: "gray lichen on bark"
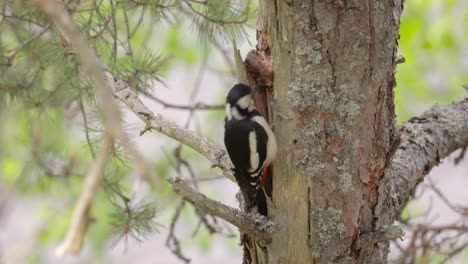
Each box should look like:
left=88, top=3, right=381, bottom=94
left=265, top=0, right=405, bottom=263
left=312, top=207, right=346, bottom=258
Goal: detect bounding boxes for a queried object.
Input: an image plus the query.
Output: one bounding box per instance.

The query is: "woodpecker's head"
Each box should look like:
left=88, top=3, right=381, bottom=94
left=226, top=84, right=254, bottom=120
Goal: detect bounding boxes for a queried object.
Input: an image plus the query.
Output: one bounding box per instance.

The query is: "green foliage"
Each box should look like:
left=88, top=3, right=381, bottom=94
left=164, top=26, right=201, bottom=65
left=188, top=0, right=254, bottom=43
left=108, top=197, right=162, bottom=244
left=396, top=3, right=467, bottom=260
left=114, top=51, right=167, bottom=92
left=38, top=206, right=72, bottom=245
left=191, top=226, right=212, bottom=252
left=400, top=200, right=425, bottom=222
left=0, top=0, right=248, bottom=255
left=395, top=0, right=467, bottom=122
left=0, top=0, right=250, bottom=104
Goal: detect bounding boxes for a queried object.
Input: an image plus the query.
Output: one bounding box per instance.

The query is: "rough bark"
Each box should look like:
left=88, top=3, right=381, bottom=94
left=258, top=0, right=404, bottom=263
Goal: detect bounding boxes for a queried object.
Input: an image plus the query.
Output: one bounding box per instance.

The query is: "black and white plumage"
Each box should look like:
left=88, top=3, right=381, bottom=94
left=223, top=84, right=277, bottom=216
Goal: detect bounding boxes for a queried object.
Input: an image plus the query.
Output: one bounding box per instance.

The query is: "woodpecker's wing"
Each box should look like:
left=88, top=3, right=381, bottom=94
left=224, top=118, right=268, bottom=188
left=224, top=119, right=252, bottom=171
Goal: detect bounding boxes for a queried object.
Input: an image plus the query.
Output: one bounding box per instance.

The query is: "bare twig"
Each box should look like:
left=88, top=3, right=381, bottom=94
left=441, top=242, right=468, bottom=264
left=426, top=179, right=468, bottom=217
left=168, top=177, right=275, bottom=242
left=414, top=224, right=468, bottom=232
left=109, top=75, right=235, bottom=181
left=142, top=91, right=224, bottom=111
left=55, top=137, right=112, bottom=256
left=78, top=92, right=96, bottom=158
left=393, top=219, right=468, bottom=263
left=166, top=200, right=191, bottom=263
left=353, top=226, right=405, bottom=250
left=185, top=2, right=250, bottom=25
left=162, top=58, right=234, bottom=260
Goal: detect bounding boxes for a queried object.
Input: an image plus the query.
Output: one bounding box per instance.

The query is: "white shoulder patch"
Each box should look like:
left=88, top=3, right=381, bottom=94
left=252, top=116, right=277, bottom=164
left=248, top=131, right=259, bottom=173
left=225, top=103, right=232, bottom=120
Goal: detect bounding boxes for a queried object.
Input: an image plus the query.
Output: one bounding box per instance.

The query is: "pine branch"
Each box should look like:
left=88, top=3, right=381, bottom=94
left=31, top=0, right=161, bottom=255
left=183, top=0, right=251, bottom=43
left=166, top=200, right=191, bottom=263
left=4, top=23, right=51, bottom=66
left=141, top=91, right=224, bottom=111
left=32, top=0, right=119, bottom=136
left=186, top=1, right=249, bottom=25
left=169, top=177, right=275, bottom=242
left=375, top=99, right=468, bottom=228
left=33, top=0, right=157, bottom=187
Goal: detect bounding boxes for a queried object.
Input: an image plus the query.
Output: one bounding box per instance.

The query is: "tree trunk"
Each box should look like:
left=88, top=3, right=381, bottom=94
left=254, top=1, right=404, bottom=263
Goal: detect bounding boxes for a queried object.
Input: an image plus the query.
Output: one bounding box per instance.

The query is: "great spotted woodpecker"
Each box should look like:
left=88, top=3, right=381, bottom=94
left=224, top=84, right=277, bottom=216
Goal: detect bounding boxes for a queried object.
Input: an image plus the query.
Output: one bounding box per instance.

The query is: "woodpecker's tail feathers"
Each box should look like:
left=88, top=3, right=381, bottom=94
left=234, top=168, right=268, bottom=216
left=234, top=168, right=256, bottom=210
left=255, top=188, right=268, bottom=216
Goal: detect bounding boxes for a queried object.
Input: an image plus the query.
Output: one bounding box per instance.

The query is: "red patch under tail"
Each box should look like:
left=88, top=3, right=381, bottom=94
left=259, top=164, right=269, bottom=188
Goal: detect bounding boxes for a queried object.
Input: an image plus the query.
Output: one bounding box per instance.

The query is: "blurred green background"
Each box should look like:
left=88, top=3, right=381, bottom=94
left=395, top=0, right=467, bottom=122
